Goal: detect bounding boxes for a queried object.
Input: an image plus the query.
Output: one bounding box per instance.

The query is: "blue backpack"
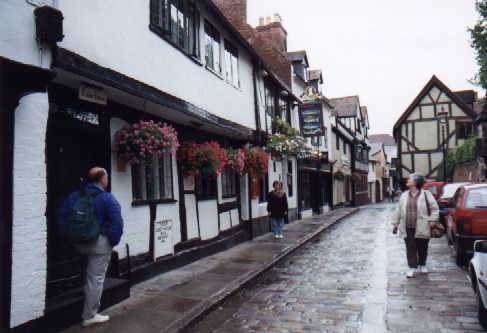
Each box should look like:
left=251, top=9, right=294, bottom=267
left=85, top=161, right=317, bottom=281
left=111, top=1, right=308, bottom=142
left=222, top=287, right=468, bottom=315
left=63, top=189, right=103, bottom=243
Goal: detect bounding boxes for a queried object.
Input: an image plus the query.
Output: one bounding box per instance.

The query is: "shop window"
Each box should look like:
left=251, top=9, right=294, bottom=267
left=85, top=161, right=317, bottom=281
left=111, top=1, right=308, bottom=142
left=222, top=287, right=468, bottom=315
left=196, top=175, right=217, bottom=199
left=132, top=153, right=174, bottom=202
left=221, top=167, right=237, bottom=198
left=150, top=0, right=200, bottom=58
left=259, top=175, right=269, bottom=202
left=224, top=40, right=239, bottom=87
left=204, top=20, right=221, bottom=73
left=456, top=121, right=473, bottom=139
left=287, top=160, right=293, bottom=197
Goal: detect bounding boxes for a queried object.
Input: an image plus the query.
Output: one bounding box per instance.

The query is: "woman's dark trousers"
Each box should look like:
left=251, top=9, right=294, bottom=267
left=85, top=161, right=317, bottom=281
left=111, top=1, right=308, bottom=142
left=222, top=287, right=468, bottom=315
left=405, top=228, right=429, bottom=268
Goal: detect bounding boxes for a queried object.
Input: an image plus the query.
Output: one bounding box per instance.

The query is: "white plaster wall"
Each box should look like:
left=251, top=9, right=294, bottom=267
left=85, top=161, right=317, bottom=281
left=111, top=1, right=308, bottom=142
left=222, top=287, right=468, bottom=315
left=219, top=211, right=231, bottom=231
left=230, top=209, right=239, bottom=227
left=198, top=200, right=219, bottom=240
left=409, top=107, right=420, bottom=120
left=11, top=93, right=49, bottom=328
left=185, top=194, right=200, bottom=239
left=415, top=154, right=429, bottom=177
left=438, top=93, right=450, bottom=103
left=421, top=95, right=433, bottom=105
left=110, top=118, right=181, bottom=259
left=415, top=121, right=437, bottom=150
left=430, top=86, right=441, bottom=101
left=0, top=1, right=53, bottom=69
left=58, top=1, right=256, bottom=129
left=422, top=105, right=435, bottom=118
left=452, top=104, right=466, bottom=117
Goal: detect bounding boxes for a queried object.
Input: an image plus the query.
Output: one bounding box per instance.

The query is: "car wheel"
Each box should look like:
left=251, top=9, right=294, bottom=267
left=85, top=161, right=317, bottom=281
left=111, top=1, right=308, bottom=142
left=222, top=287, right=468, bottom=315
left=478, top=287, right=487, bottom=329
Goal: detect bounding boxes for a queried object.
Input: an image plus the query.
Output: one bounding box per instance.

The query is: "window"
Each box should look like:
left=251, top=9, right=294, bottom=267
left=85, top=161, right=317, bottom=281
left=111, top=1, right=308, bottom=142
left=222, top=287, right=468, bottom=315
left=259, top=175, right=269, bottom=202
left=465, top=188, right=487, bottom=209
left=132, top=153, right=173, bottom=202
left=221, top=167, right=237, bottom=198
left=336, top=134, right=340, bottom=150
left=224, top=40, right=239, bottom=87
left=204, top=20, right=221, bottom=73
left=196, top=175, right=217, bottom=199
left=150, top=0, right=200, bottom=58
left=287, top=160, right=293, bottom=197
left=265, top=84, right=276, bottom=117
left=456, top=121, right=474, bottom=139
left=278, top=96, right=290, bottom=122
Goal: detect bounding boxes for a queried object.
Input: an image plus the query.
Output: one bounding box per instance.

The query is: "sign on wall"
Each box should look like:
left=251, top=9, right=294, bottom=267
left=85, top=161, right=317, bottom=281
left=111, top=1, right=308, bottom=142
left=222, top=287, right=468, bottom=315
left=79, top=84, right=107, bottom=105
left=299, top=102, right=323, bottom=136
left=153, top=219, right=173, bottom=260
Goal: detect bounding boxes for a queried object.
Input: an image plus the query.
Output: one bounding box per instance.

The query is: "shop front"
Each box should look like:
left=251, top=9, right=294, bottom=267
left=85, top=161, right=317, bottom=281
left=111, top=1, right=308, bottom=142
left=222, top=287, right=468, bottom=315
left=298, top=157, right=332, bottom=217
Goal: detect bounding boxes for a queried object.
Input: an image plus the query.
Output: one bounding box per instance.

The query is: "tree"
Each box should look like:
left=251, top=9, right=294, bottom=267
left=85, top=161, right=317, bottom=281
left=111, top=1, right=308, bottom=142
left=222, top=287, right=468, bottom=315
left=470, top=1, right=487, bottom=90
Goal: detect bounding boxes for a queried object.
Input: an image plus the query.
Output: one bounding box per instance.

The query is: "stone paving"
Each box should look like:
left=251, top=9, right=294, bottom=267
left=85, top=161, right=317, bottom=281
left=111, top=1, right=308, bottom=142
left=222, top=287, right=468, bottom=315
left=192, top=203, right=483, bottom=333
left=61, top=207, right=357, bottom=333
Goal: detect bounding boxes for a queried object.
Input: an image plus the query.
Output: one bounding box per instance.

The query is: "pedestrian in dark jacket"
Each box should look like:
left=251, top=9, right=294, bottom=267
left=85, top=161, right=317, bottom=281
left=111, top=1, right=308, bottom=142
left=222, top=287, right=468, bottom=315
left=57, top=167, right=124, bottom=327
left=267, top=180, right=288, bottom=239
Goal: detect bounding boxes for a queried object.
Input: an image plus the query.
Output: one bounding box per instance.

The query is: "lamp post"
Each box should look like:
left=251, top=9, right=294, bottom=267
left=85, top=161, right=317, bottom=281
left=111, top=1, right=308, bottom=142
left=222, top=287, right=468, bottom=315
left=438, top=106, right=449, bottom=181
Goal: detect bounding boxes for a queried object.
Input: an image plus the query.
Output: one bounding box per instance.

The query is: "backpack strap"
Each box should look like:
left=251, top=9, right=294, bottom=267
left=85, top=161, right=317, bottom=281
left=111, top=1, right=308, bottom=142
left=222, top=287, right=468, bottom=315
left=424, top=191, right=431, bottom=217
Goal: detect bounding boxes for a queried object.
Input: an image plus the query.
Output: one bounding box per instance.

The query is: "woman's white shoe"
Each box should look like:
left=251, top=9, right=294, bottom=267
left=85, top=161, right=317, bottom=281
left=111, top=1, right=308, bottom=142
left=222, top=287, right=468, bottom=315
left=406, top=269, right=416, bottom=278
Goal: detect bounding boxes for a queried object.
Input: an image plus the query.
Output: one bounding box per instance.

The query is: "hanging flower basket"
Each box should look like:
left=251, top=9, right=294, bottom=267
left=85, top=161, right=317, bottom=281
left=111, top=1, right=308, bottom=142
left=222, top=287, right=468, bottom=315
left=333, top=170, right=345, bottom=181
left=177, top=141, right=227, bottom=177
left=113, top=120, right=179, bottom=165
left=226, top=148, right=246, bottom=176
left=266, top=133, right=312, bottom=158
left=244, top=148, right=269, bottom=178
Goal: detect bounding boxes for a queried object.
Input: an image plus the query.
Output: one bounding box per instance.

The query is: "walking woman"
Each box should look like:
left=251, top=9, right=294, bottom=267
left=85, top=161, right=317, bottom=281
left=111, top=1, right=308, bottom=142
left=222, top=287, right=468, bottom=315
left=267, top=180, right=288, bottom=239
left=392, top=173, right=439, bottom=278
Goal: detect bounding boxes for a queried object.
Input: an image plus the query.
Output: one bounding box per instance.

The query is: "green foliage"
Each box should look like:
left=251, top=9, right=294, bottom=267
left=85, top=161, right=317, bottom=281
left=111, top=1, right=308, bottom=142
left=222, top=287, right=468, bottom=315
left=469, top=1, right=487, bottom=89
left=271, top=118, right=299, bottom=136
left=441, top=136, right=478, bottom=179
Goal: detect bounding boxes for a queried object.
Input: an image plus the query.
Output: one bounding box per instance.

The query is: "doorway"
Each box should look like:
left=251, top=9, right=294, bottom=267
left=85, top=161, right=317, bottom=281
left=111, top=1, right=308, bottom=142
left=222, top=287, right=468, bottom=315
left=45, top=98, right=110, bottom=300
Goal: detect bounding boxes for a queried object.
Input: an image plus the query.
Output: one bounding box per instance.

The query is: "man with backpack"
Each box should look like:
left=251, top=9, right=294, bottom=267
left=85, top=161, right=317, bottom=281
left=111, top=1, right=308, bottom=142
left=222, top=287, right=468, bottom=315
left=57, top=167, right=124, bottom=327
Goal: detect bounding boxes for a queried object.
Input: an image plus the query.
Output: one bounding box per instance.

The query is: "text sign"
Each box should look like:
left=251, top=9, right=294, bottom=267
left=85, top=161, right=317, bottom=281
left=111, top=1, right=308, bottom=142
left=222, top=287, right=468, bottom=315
left=299, top=103, right=323, bottom=136
left=79, top=84, right=107, bottom=105
left=154, top=219, right=173, bottom=260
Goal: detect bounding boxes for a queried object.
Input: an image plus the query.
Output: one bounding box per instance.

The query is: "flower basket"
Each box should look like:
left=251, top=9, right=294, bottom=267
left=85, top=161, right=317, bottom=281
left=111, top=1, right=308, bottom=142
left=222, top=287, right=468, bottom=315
left=113, top=120, right=179, bottom=165
left=244, top=148, right=269, bottom=178
left=177, top=141, right=227, bottom=177
left=333, top=170, right=345, bottom=181
left=226, top=148, right=246, bottom=176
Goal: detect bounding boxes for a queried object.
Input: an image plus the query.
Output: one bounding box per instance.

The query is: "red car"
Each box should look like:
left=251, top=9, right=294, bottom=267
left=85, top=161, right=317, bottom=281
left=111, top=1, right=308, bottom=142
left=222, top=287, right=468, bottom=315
left=423, top=181, right=448, bottom=200
left=447, top=184, right=487, bottom=266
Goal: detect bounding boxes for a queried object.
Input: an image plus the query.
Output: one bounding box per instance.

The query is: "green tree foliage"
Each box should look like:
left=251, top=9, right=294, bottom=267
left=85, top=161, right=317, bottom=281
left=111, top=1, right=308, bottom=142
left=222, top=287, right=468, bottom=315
left=470, top=1, right=487, bottom=89
left=440, top=136, right=478, bottom=179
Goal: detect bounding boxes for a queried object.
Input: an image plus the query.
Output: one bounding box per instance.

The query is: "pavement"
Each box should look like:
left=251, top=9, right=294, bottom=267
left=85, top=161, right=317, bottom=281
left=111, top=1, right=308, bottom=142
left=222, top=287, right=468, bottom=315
left=189, top=203, right=484, bottom=333
left=61, top=207, right=359, bottom=333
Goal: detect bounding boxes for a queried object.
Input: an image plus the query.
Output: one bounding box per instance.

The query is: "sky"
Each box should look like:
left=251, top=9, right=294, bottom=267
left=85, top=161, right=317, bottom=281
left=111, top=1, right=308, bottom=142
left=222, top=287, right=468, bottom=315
left=247, top=0, right=482, bottom=135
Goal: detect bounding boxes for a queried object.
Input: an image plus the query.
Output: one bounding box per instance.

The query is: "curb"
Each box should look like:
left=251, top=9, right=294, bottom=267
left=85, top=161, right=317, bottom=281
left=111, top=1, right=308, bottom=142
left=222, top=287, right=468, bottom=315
left=165, top=207, right=361, bottom=333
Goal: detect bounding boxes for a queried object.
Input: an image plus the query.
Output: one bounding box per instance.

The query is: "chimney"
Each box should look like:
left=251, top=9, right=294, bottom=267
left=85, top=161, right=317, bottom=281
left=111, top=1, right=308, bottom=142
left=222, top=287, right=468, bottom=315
left=255, top=13, right=288, bottom=54
left=212, top=0, right=247, bottom=26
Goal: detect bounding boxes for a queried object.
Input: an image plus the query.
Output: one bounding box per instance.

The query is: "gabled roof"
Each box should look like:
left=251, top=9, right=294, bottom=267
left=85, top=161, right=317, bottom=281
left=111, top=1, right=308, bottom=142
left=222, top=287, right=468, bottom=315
left=329, top=96, right=360, bottom=117
left=287, top=50, right=309, bottom=67
left=369, top=134, right=396, bottom=146
left=308, top=69, right=323, bottom=83
left=393, top=75, right=477, bottom=133
left=454, top=90, right=478, bottom=106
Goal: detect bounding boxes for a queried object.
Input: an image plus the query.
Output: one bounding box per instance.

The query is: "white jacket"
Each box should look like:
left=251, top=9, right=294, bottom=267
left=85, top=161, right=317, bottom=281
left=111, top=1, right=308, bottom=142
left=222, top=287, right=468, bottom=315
left=392, top=189, right=439, bottom=239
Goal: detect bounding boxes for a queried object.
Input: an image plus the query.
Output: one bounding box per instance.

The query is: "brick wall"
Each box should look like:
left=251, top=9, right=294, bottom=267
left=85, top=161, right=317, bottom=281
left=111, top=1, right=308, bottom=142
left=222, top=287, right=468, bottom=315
left=11, top=92, right=49, bottom=328
left=453, top=160, right=483, bottom=182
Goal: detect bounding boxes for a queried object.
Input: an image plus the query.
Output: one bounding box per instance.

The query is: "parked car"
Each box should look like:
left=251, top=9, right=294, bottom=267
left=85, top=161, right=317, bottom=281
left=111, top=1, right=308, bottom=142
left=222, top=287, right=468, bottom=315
left=423, top=181, right=448, bottom=200
left=468, top=240, right=487, bottom=328
left=437, top=182, right=470, bottom=229
left=446, top=184, right=487, bottom=266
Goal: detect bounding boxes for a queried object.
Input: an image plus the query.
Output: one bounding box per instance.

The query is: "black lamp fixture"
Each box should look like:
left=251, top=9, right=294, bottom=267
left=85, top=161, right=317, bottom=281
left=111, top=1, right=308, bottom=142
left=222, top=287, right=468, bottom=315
left=34, top=6, right=64, bottom=44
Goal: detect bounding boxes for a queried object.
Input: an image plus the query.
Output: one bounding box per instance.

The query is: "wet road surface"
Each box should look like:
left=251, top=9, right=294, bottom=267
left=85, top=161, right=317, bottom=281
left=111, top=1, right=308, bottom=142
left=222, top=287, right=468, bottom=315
left=188, top=204, right=483, bottom=333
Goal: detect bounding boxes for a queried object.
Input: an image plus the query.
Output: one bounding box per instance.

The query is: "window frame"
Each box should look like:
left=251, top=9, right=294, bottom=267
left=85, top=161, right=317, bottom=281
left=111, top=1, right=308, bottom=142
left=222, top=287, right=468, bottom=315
left=196, top=174, right=218, bottom=200
left=223, top=39, right=240, bottom=88
left=221, top=167, right=238, bottom=198
left=131, top=152, right=175, bottom=206
left=149, top=0, right=201, bottom=60
left=259, top=175, right=269, bottom=203
left=204, top=20, right=222, bottom=73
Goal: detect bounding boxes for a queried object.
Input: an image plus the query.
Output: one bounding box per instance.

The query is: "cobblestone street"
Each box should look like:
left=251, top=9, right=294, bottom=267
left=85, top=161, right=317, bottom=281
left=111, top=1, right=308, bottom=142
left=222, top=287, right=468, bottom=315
left=190, top=204, right=483, bottom=333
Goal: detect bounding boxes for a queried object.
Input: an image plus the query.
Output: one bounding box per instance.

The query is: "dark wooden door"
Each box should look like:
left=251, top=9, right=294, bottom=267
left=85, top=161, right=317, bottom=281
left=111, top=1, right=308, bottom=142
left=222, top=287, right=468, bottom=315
left=375, top=180, right=381, bottom=202
left=46, top=106, right=108, bottom=299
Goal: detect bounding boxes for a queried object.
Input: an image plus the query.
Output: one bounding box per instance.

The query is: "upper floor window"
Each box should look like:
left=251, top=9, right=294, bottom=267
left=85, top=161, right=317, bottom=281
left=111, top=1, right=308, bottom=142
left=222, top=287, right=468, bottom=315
left=204, top=20, right=221, bottom=73
left=150, top=0, right=200, bottom=58
left=265, top=84, right=276, bottom=118
left=224, top=40, right=239, bottom=87
left=196, top=175, right=217, bottom=200
left=456, top=121, right=474, bottom=140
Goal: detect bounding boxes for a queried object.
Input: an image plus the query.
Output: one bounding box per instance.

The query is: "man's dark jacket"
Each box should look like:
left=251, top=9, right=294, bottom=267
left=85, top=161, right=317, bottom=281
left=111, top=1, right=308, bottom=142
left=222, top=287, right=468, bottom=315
left=57, top=183, right=124, bottom=246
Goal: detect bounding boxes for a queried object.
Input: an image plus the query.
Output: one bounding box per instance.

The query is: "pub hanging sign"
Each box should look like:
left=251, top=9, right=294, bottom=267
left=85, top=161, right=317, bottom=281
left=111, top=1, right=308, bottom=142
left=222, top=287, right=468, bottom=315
left=299, top=102, right=323, bottom=137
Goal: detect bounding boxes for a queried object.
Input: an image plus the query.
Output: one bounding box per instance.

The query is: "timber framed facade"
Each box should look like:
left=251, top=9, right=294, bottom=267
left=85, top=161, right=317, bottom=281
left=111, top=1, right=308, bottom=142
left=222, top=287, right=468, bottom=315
left=393, top=76, right=479, bottom=185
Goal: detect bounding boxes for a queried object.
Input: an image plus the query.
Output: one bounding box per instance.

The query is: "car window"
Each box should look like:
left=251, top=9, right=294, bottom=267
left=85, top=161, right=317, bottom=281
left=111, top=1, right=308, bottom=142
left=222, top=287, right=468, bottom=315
left=440, top=183, right=470, bottom=199
left=464, top=188, right=487, bottom=209
left=427, top=186, right=437, bottom=196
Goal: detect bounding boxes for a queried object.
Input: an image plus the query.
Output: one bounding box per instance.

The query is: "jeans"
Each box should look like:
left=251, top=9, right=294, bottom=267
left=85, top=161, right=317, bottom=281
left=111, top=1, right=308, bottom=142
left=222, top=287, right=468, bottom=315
left=271, top=217, right=284, bottom=236
left=404, top=228, right=429, bottom=268
left=74, top=235, right=113, bottom=320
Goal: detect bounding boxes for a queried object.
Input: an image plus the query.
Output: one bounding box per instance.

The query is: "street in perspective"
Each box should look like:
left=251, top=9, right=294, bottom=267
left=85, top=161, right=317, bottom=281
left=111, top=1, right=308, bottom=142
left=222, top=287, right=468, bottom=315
left=2, top=0, right=487, bottom=333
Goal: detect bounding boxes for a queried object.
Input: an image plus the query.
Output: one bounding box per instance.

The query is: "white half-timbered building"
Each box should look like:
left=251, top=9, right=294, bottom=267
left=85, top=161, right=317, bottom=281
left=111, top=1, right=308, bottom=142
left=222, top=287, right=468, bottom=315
left=393, top=76, right=479, bottom=184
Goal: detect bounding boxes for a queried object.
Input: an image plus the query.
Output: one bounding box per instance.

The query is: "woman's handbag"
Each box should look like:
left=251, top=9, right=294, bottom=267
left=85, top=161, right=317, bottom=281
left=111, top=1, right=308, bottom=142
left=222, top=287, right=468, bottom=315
left=425, top=192, right=445, bottom=238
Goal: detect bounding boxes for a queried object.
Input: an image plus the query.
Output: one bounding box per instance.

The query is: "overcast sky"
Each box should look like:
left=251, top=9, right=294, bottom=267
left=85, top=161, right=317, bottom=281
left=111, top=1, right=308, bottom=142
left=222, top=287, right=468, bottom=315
left=247, top=0, right=482, bottom=135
